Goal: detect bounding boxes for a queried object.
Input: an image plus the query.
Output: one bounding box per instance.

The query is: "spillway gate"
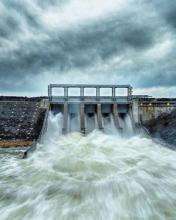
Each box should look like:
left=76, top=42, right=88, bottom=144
left=48, top=84, right=133, bottom=134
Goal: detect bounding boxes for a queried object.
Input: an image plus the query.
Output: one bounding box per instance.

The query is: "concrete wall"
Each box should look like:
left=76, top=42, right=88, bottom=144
left=139, top=106, right=174, bottom=122
left=131, top=99, right=175, bottom=123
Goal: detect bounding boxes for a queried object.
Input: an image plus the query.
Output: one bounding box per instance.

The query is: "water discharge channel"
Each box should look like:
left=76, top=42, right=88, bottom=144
left=0, top=112, right=176, bottom=220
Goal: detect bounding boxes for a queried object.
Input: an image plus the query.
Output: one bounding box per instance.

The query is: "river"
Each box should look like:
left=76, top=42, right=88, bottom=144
left=0, top=113, right=176, bottom=220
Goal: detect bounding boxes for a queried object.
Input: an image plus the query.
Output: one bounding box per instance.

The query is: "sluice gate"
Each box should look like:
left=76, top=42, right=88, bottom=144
left=48, top=84, right=133, bottom=134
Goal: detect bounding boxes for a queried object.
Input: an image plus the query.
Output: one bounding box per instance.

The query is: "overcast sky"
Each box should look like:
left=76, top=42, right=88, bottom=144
left=0, top=0, right=176, bottom=97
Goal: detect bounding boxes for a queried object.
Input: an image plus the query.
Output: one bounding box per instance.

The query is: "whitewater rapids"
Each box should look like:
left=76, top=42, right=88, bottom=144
left=0, top=113, right=176, bottom=220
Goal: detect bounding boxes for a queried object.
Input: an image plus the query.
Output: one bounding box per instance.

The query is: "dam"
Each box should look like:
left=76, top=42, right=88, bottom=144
left=0, top=84, right=176, bottom=154
left=48, top=84, right=133, bottom=134
left=47, top=84, right=176, bottom=135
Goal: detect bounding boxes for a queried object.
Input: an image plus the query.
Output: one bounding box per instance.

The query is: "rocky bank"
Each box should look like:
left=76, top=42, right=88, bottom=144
left=0, top=99, right=47, bottom=148
left=143, top=109, right=176, bottom=149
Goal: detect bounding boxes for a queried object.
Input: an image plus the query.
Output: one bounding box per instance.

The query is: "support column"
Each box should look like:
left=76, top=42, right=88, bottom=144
left=112, top=87, right=115, bottom=101
left=112, top=104, right=121, bottom=130
left=48, top=85, right=52, bottom=101
left=96, top=87, right=100, bottom=101
left=128, top=86, right=133, bottom=100
left=129, top=103, right=136, bottom=130
left=80, top=87, right=84, bottom=101
left=63, top=103, right=68, bottom=134
left=64, top=87, right=68, bottom=101
left=97, top=104, right=103, bottom=130
left=80, top=103, right=85, bottom=134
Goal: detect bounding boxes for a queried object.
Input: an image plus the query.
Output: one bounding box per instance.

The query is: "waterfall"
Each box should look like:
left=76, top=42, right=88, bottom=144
left=85, top=114, right=96, bottom=133
left=102, top=114, right=119, bottom=135
left=70, top=114, right=80, bottom=132
left=47, top=111, right=134, bottom=136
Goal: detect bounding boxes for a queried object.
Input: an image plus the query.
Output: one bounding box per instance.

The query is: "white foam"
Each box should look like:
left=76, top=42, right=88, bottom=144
left=0, top=113, right=176, bottom=219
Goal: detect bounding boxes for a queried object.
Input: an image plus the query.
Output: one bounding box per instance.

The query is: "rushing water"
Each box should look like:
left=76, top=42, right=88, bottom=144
left=0, top=113, right=176, bottom=220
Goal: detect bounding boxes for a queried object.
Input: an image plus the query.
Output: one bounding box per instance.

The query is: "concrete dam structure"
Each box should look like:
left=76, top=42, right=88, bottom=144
left=48, top=84, right=176, bottom=134
left=48, top=84, right=133, bottom=134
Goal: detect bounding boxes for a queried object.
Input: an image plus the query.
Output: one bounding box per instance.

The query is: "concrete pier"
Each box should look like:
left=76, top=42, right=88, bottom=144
left=80, top=103, right=85, bottom=134
left=112, top=104, right=121, bottom=130
left=97, top=104, right=103, bottom=130
left=63, top=103, right=68, bottom=134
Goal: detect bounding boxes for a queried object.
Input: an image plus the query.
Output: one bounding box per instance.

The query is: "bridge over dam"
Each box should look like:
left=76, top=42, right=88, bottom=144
left=47, top=84, right=176, bottom=134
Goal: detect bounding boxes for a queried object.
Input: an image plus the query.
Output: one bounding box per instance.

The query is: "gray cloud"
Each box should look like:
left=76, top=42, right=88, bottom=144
left=0, top=3, right=158, bottom=71
left=0, top=0, right=176, bottom=96
left=149, top=1, right=176, bottom=30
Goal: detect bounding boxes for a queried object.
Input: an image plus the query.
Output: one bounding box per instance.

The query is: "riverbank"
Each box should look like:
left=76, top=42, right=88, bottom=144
left=0, top=98, right=47, bottom=149
left=143, top=109, right=176, bottom=149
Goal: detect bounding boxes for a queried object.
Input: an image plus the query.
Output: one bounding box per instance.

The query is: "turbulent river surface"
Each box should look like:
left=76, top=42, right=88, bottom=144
left=0, top=113, right=176, bottom=220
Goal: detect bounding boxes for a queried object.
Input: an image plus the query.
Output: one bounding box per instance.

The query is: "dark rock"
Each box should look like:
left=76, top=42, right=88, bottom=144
left=0, top=101, right=46, bottom=143
left=143, top=109, right=176, bottom=149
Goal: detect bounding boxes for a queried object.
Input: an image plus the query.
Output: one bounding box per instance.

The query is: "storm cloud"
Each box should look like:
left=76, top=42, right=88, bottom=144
left=0, top=0, right=176, bottom=96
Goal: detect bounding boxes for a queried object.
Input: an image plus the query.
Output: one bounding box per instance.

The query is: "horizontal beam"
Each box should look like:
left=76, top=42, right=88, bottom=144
left=49, top=84, right=132, bottom=89
left=49, top=97, right=131, bottom=104
left=50, top=96, right=129, bottom=99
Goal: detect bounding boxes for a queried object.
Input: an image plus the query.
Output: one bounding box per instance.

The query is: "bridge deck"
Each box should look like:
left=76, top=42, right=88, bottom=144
left=50, top=96, right=132, bottom=104
left=48, top=84, right=133, bottom=104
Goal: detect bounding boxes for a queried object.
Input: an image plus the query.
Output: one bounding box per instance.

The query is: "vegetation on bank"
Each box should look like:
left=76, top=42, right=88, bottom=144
left=0, top=140, right=33, bottom=148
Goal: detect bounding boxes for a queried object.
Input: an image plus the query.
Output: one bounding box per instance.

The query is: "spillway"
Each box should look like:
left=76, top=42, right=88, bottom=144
left=0, top=112, right=176, bottom=220
left=50, top=103, right=133, bottom=135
